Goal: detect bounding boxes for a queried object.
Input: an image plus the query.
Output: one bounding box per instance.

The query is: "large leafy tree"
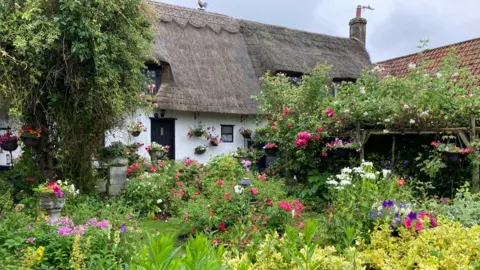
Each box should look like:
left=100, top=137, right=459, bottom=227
left=0, top=0, right=154, bottom=191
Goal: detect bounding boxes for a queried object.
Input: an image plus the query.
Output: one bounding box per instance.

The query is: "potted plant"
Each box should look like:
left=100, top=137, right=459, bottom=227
left=263, top=142, right=278, bottom=156
left=34, top=181, right=66, bottom=223
left=128, top=120, right=146, bottom=137
left=324, top=138, right=359, bottom=157
left=194, top=145, right=207, bottom=155
left=239, top=127, right=253, bottom=139
left=431, top=141, right=472, bottom=162
left=0, top=130, right=18, bottom=152
left=206, top=127, right=222, bottom=146
left=19, top=126, right=42, bottom=146
left=188, top=123, right=206, bottom=138
left=146, top=142, right=170, bottom=161
left=99, top=142, right=128, bottom=166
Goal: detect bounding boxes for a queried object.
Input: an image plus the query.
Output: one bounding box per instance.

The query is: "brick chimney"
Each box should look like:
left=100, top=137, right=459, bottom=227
left=349, top=5, right=367, bottom=45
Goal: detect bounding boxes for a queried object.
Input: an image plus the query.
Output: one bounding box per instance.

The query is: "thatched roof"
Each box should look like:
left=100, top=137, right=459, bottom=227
left=150, top=1, right=371, bottom=114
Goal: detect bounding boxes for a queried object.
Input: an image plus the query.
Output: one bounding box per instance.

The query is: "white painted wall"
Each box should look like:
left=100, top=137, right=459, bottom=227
left=107, top=109, right=261, bottom=164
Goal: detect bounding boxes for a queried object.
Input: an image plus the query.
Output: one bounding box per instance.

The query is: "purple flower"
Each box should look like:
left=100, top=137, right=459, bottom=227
left=71, top=225, right=87, bottom=236
left=26, top=237, right=36, bottom=243
left=119, top=224, right=127, bottom=233
left=402, top=160, right=409, bottom=168
left=95, top=219, right=110, bottom=229
left=407, top=211, right=417, bottom=220
left=86, top=218, right=98, bottom=227
left=382, top=200, right=394, bottom=208
left=58, top=226, right=72, bottom=235
left=56, top=217, right=74, bottom=228
left=241, top=160, right=252, bottom=168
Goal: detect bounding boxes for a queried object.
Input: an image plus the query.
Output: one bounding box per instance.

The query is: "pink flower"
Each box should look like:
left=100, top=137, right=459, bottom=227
left=265, top=197, right=273, bottom=206
left=314, top=134, right=320, bottom=141
left=260, top=173, right=266, bottom=182
left=279, top=201, right=293, bottom=211
left=325, top=108, right=335, bottom=117
left=294, top=200, right=304, bottom=213
left=95, top=219, right=110, bottom=229
left=58, top=226, right=72, bottom=235
left=216, top=180, right=224, bottom=186
left=404, top=218, right=412, bottom=229
left=224, top=193, right=232, bottom=200
left=295, top=139, right=307, bottom=148
left=287, top=123, right=293, bottom=128
left=321, top=152, right=328, bottom=157
left=461, top=148, right=467, bottom=155
left=317, top=127, right=323, bottom=133
left=284, top=108, right=290, bottom=115
left=297, top=131, right=313, bottom=141
left=251, top=188, right=259, bottom=195
left=415, top=220, right=423, bottom=231
left=185, top=158, right=194, bottom=167
left=177, top=182, right=184, bottom=187
left=469, top=147, right=475, bottom=153
left=218, top=221, right=226, bottom=232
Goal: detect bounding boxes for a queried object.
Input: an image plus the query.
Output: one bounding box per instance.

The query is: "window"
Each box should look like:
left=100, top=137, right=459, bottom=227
left=276, top=71, right=303, bottom=86
left=143, top=64, right=162, bottom=95
left=221, top=125, right=234, bottom=143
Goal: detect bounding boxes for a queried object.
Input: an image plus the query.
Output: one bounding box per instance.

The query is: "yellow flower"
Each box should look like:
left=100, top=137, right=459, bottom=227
left=36, top=246, right=45, bottom=262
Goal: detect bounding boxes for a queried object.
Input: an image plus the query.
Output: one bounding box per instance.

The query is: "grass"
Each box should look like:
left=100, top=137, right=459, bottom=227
left=139, top=217, right=183, bottom=237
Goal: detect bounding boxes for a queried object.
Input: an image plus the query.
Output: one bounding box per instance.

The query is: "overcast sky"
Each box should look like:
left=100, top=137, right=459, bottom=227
left=154, top=0, right=480, bottom=62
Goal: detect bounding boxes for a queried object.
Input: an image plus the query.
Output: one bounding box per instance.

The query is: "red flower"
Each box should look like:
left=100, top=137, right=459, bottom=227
left=218, top=221, right=226, bottom=232
left=314, top=134, right=320, bottom=141
left=287, top=123, right=293, bottom=128
left=177, top=182, right=184, bottom=187
left=397, top=179, right=406, bottom=187
left=279, top=201, right=293, bottom=211
left=260, top=173, right=266, bottom=182
left=317, top=127, right=323, bottom=133
left=26, top=177, right=36, bottom=183
left=216, top=180, right=224, bottom=186
left=224, top=193, right=232, bottom=200
left=265, top=197, right=273, bottom=206
left=284, top=108, right=290, bottom=115
left=404, top=218, right=412, bottom=229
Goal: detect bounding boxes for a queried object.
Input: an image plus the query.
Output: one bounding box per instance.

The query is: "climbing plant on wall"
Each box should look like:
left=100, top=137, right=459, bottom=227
left=0, top=0, right=155, bottom=191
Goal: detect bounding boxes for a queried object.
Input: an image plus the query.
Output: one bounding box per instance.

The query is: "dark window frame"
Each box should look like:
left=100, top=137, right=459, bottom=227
left=220, top=125, right=235, bottom=143
left=144, top=64, right=162, bottom=95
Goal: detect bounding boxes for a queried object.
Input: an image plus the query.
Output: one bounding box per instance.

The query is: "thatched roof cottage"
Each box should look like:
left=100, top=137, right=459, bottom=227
left=0, top=2, right=372, bottom=167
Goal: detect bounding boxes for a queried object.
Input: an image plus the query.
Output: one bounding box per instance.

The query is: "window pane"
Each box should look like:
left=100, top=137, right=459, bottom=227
left=221, top=135, right=233, bottom=142
left=221, top=126, right=233, bottom=134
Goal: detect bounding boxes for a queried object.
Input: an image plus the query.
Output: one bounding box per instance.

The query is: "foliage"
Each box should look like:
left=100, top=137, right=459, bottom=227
left=128, top=120, right=147, bottom=134
left=424, top=184, right=480, bottom=226
left=320, top=161, right=413, bottom=248
left=99, top=141, right=126, bottom=161
left=188, top=122, right=207, bottom=138
left=0, top=0, right=154, bottom=191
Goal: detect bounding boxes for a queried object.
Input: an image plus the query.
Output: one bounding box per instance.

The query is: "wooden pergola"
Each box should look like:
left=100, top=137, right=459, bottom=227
left=334, top=119, right=480, bottom=191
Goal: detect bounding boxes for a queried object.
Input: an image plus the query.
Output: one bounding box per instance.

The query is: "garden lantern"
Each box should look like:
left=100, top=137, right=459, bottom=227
left=239, top=178, right=252, bottom=186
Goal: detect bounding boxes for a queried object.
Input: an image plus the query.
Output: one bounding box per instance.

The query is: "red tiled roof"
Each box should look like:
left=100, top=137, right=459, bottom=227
left=375, top=37, right=480, bottom=78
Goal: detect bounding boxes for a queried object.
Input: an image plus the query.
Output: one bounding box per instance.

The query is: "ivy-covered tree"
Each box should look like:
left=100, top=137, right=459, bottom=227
left=0, top=0, right=154, bottom=191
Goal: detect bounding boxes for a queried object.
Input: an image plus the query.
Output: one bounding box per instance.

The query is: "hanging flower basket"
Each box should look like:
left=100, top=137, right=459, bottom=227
left=0, top=140, right=18, bottom=152
left=21, top=136, right=40, bottom=146
left=194, top=146, right=207, bottom=155
left=210, top=139, right=219, bottom=146
left=193, top=131, right=203, bottom=137
left=443, top=152, right=461, bottom=162
left=239, top=128, right=253, bottom=139
left=334, top=148, right=352, bottom=157
left=131, top=131, right=141, bottom=137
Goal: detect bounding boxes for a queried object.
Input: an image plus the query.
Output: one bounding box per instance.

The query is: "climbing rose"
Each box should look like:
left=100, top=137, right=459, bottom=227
left=325, top=108, right=335, bottom=117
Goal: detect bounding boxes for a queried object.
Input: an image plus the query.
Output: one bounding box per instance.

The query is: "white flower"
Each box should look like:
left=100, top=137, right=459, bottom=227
left=364, top=173, right=376, bottom=180
left=420, top=111, right=429, bottom=116
left=292, top=210, right=295, bottom=218
left=157, top=199, right=163, bottom=204
left=384, top=118, right=391, bottom=122
left=452, top=72, right=459, bottom=77
left=335, top=186, right=344, bottom=190
left=360, top=87, right=366, bottom=95
left=403, top=104, right=410, bottom=109
left=344, top=109, right=350, bottom=114
left=326, top=180, right=339, bottom=186
left=409, top=119, right=416, bottom=124
left=57, top=180, right=62, bottom=184
left=383, top=129, right=389, bottom=133
left=234, top=185, right=244, bottom=194
left=382, top=169, right=391, bottom=179
left=362, top=161, right=373, bottom=167
left=436, top=72, right=443, bottom=78
left=341, top=167, right=352, bottom=174
left=340, top=180, right=351, bottom=186
left=363, top=112, right=369, bottom=116
left=408, top=63, right=416, bottom=69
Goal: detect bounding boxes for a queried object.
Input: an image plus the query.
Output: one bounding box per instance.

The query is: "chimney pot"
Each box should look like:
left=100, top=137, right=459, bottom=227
left=350, top=5, right=367, bottom=45
left=356, top=5, right=362, bottom=18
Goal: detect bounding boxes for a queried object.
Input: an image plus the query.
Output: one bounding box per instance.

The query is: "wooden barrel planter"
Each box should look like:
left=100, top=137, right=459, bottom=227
left=0, top=140, right=18, bottom=152
left=21, top=137, right=40, bottom=147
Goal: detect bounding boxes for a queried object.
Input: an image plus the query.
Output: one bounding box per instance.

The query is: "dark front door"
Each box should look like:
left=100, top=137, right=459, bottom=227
left=151, top=119, right=175, bottom=160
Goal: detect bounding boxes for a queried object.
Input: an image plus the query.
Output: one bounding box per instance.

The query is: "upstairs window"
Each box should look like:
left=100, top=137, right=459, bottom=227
left=221, top=125, right=234, bottom=143
left=144, top=64, right=162, bottom=95
left=276, top=71, right=303, bottom=86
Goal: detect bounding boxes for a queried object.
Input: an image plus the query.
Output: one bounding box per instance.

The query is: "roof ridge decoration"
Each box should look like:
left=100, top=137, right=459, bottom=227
left=151, top=1, right=240, bottom=34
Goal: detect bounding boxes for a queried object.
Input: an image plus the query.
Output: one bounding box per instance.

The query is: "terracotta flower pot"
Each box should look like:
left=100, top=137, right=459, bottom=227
left=131, top=131, right=141, bottom=137
left=21, top=136, right=40, bottom=146
left=0, top=140, right=18, bottom=152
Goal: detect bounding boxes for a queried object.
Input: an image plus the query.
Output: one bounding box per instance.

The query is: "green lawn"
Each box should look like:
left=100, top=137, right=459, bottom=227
left=139, top=217, right=183, bottom=237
